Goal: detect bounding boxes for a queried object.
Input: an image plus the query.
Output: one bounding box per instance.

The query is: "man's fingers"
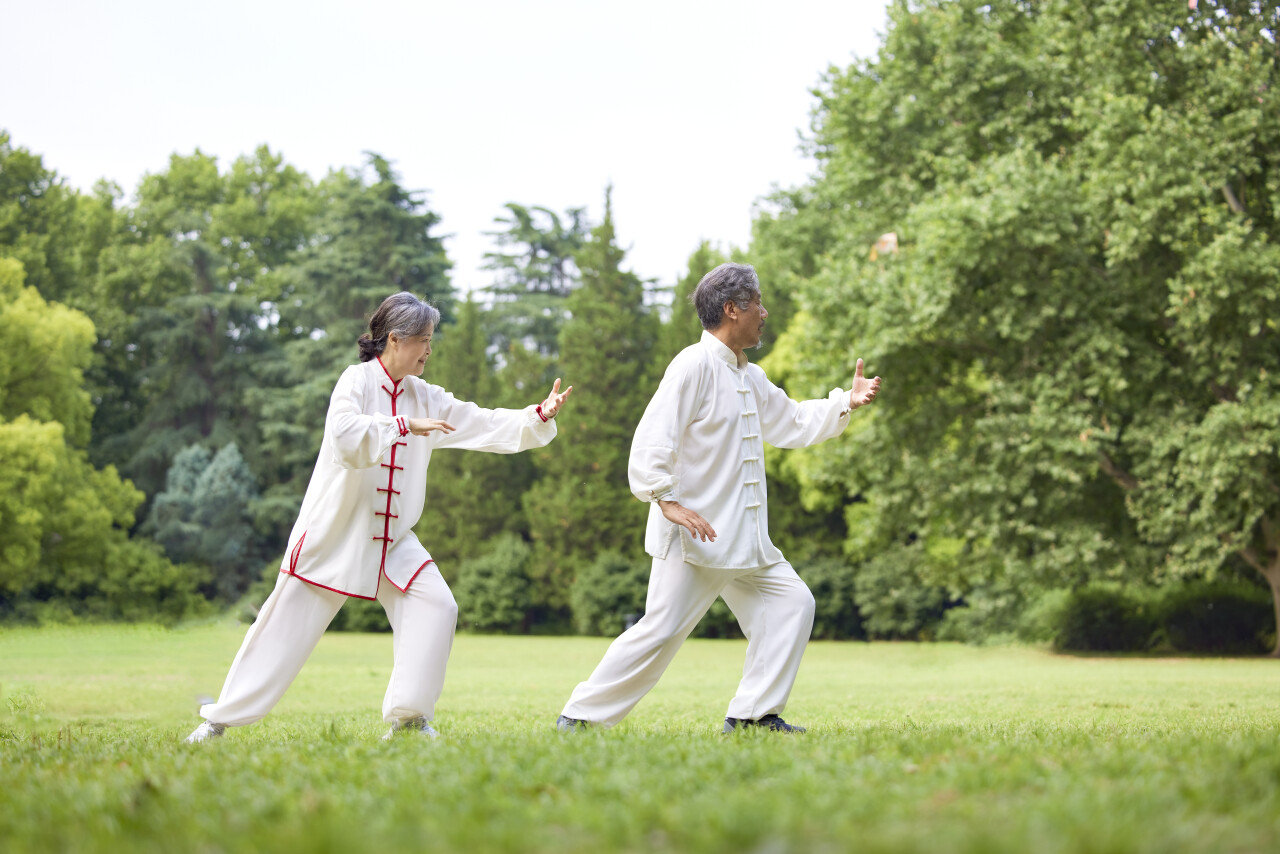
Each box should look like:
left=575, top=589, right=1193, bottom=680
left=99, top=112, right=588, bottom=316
left=854, top=358, right=864, bottom=379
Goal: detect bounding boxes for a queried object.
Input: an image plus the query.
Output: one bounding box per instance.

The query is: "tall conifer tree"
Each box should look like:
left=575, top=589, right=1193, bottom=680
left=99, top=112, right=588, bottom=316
left=523, top=190, right=657, bottom=610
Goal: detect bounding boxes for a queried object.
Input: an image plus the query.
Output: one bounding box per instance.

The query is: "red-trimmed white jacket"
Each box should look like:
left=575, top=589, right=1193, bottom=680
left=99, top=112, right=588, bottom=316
left=281, top=357, right=557, bottom=599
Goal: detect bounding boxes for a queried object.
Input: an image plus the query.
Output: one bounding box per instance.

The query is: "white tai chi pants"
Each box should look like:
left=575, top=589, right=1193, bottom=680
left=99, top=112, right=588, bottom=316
left=200, top=567, right=458, bottom=727
left=562, top=552, right=816, bottom=726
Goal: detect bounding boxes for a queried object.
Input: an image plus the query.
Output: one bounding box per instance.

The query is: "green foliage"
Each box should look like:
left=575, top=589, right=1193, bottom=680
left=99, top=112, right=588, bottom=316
left=0, top=414, right=205, bottom=622
left=523, top=189, right=658, bottom=610
left=144, top=443, right=262, bottom=601
left=330, top=598, right=393, bottom=634
left=453, top=533, right=535, bottom=633
left=0, top=132, right=82, bottom=303
left=0, top=258, right=95, bottom=447
left=852, top=547, right=952, bottom=640
left=481, top=203, right=588, bottom=355
left=0, top=256, right=202, bottom=623
left=1158, top=580, right=1274, bottom=655
left=800, top=559, right=864, bottom=640
left=1047, top=583, right=1158, bottom=653
left=756, top=0, right=1280, bottom=641
left=570, top=550, right=649, bottom=636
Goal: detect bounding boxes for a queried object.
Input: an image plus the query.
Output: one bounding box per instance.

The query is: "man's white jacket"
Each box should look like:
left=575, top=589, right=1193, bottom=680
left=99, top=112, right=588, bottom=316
left=282, top=357, right=556, bottom=599
left=629, top=331, right=851, bottom=569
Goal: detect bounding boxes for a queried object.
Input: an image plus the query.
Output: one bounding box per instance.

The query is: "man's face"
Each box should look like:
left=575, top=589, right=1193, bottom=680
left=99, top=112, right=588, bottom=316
left=728, top=296, right=769, bottom=350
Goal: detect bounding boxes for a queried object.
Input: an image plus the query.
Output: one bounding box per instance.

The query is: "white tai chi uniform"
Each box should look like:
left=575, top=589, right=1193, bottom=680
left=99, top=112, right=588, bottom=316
left=562, top=331, right=852, bottom=726
left=201, top=356, right=557, bottom=727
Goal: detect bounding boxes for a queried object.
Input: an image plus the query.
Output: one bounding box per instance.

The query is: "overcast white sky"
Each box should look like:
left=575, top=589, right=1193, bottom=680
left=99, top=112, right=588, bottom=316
left=2, top=0, right=888, bottom=293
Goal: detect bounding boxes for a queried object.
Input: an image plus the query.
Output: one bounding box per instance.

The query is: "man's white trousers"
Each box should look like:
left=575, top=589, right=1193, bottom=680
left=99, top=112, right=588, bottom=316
left=562, top=552, right=816, bottom=726
left=200, top=568, right=458, bottom=727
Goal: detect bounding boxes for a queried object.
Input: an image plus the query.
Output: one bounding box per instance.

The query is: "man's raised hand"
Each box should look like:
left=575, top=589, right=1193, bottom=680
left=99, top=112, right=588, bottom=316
left=540, top=378, right=574, bottom=418
left=849, top=358, right=882, bottom=410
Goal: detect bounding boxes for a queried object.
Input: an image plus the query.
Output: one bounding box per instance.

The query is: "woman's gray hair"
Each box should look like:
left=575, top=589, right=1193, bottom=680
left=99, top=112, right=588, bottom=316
left=691, top=263, right=761, bottom=330
left=358, top=292, right=441, bottom=362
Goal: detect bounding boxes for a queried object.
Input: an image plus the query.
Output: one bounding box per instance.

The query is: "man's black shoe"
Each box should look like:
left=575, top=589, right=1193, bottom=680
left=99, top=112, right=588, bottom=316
left=556, top=715, right=589, bottom=733
left=723, top=714, right=806, bottom=734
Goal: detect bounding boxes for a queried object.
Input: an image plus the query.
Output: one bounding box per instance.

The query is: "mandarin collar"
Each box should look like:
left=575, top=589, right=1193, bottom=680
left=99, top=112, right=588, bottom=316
left=700, top=330, right=748, bottom=370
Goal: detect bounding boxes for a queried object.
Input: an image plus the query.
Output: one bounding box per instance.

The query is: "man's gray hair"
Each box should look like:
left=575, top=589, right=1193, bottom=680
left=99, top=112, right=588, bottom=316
left=691, top=263, right=761, bottom=330
left=358, top=292, right=441, bottom=362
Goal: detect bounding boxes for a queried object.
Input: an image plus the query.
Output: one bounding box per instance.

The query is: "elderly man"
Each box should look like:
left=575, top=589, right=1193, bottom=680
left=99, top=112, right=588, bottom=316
left=557, top=263, right=881, bottom=734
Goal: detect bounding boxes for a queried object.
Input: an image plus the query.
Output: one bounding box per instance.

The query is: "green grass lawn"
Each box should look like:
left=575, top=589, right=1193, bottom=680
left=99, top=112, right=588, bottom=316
left=3, top=620, right=1279, bottom=853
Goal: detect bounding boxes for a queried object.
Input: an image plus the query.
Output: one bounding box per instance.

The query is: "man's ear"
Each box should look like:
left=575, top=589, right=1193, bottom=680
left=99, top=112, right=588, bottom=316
left=723, top=300, right=738, bottom=321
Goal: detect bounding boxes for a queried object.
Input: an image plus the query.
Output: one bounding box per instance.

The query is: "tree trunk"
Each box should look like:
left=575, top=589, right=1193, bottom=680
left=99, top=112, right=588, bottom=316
left=1265, top=564, right=1280, bottom=659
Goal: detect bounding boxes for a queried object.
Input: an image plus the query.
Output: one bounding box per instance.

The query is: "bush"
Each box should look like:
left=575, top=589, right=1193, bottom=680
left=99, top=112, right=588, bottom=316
left=331, top=598, right=391, bottom=633
left=1158, top=581, right=1273, bottom=654
left=1049, top=583, right=1156, bottom=652
left=452, top=533, right=534, bottom=633
left=852, top=553, right=950, bottom=640
left=571, top=550, right=649, bottom=636
left=800, top=559, right=864, bottom=640
left=691, top=599, right=743, bottom=639
left=1016, top=589, right=1073, bottom=645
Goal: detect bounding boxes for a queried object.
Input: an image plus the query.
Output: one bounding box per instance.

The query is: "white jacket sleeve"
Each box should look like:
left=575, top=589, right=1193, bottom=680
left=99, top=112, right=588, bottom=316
left=755, top=368, right=852, bottom=450
left=628, top=359, right=700, bottom=503
left=427, top=387, right=557, bottom=453
left=327, top=367, right=402, bottom=468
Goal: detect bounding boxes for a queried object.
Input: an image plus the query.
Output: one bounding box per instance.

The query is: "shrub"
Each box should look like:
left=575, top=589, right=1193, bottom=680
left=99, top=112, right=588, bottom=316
left=331, top=598, right=391, bottom=633
left=800, top=559, right=864, bottom=640
left=1050, top=583, right=1156, bottom=652
left=852, top=553, right=950, bottom=640
left=1158, top=581, right=1273, bottom=655
left=571, top=550, right=649, bottom=636
left=452, top=533, right=534, bottom=633
left=691, top=599, right=743, bottom=640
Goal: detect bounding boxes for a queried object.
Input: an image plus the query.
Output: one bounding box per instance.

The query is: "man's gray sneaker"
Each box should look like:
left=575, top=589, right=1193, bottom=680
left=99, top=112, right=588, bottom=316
left=382, top=715, right=439, bottom=741
left=556, top=715, right=589, bottom=733
left=184, top=720, right=227, bottom=744
left=723, top=714, right=806, bottom=734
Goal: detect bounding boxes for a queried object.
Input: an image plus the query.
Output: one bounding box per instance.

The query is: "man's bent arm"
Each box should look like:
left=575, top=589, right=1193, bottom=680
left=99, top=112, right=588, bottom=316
left=628, top=360, right=699, bottom=503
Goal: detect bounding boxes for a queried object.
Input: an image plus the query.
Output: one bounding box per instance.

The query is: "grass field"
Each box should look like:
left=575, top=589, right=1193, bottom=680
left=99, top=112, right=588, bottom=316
left=3, top=620, right=1279, bottom=853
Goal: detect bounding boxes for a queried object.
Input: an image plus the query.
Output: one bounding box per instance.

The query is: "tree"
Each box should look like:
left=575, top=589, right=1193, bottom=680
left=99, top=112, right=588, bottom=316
left=481, top=203, right=588, bottom=356
left=0, top=258, right=95, bottom=446
left=757, top=0, right=1280, bottom=645
left=523, top=189, right=659, bottom=610
left=145, top=443, right=262, bottom=601
left=0, top=258, right=202, bottom=622
left=81, top=147, right=317, bottom=498
left=0, top=131, right=82, bottom=304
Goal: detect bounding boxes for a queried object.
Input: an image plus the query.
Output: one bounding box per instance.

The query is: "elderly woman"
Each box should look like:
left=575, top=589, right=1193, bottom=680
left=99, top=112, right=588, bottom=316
left=186, top=292, right=572, bottom=743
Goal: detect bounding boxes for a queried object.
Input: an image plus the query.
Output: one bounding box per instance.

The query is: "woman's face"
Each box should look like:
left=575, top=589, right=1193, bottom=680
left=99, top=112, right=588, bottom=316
left=385, top=326, right=434, bottom=379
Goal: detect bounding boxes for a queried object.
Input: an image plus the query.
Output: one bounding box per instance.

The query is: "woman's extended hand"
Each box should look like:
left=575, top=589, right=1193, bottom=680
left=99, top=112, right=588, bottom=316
left=848, top=358, right=882, bottom=410
left=540, top=378, right=574, bottom=418
left=407, top=418, right=456, bottom=436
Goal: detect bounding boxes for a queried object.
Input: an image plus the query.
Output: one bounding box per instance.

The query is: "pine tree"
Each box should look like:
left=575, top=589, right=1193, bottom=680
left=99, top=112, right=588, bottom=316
left=522, top=189, right=658, bottom=612
left=481, top=203, right=587, bottom=357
